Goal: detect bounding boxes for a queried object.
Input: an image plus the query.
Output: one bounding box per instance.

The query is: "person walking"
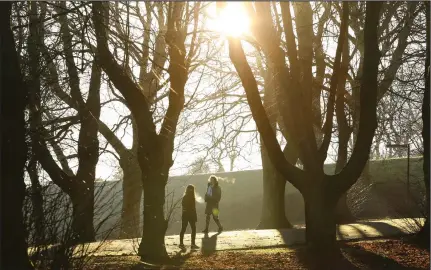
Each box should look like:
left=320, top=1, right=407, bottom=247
left=179, top=185, right=199, bottom=249
left=203, top=175, right=223, bottom=234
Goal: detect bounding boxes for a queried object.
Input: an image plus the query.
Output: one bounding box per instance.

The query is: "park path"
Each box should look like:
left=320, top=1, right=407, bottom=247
left=80, top=218, right=423, bottom=256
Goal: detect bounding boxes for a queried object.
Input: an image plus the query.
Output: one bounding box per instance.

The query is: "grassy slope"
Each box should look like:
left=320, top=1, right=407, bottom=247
left=32, top=157, right=425, bottom=239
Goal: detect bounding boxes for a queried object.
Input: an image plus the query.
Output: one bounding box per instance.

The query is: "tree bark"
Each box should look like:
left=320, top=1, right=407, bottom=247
left=335, top=29, right=355, bottom=224
left=304, top=181, right=339, bottom=268
left=258, top=146, right=293, bottom=229
left=418, top=1, right=430, bottom=245
left=27, top=0, right=46, bottom=246
left=1, top=2, right=34, bottom=268
left=256, top=53, right=293, bottom=230
left=138, top=174, right=168, bottom=261
left=120, top=162, right=142, bottom=238
left=28, top=158, right=45, bottom=245
left=70, top=186, right=96, bottom=243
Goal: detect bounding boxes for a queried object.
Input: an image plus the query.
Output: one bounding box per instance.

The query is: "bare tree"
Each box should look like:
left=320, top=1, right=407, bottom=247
left=29, top=2, right=103, bottom=243
left=315, top=2, right=423, bottom=224
left=93, top=2, right=201, bottom=260
left=227, top=1, right=381, bottom=264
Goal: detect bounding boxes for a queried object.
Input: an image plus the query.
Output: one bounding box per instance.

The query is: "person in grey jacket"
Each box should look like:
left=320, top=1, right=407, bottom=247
left=202, top=175, right=223, bottom=234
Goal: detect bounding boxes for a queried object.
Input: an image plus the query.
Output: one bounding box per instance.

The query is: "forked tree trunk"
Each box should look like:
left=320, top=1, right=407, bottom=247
left=120, top=164, right=142, bottom=238
left=228, top=1, right=381, bottom=266
left=71, top=188, right=95, bottom=243
left=92, top=2, right=189, bottom=261
left=138, top=175, right=168, bottom=260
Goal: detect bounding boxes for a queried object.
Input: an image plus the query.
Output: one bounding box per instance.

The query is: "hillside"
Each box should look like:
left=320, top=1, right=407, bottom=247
left=29, top=157, right=425, bottom=239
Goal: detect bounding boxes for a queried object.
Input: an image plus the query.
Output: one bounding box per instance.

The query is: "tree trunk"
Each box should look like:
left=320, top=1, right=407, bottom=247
left=335, top=140, right=356, bottom=224
left=304, top=183, right=339, bottom=268
left=120, top=163, right=142, bottom=238
left=418, top=1, right=430, bottom=246
left=27, top=0, right=45, bottom=246
left=138, top=175, right=168, bottom=261
left=1, top=2, right=34, bottom=268
left=28, top=158, right=45, bottom=245
left=334, top=31, right=356, bottom=225
left=335, top=121, right=355, bottom=224
left=335, top=193, right=355, bottom=224
left=258, top=176, right=291, bottom=229
left=257, top=52, right=294, bottom=229
left=258, top=146, right=292, bottom=229
left=71, top=188, right=95, bottom=243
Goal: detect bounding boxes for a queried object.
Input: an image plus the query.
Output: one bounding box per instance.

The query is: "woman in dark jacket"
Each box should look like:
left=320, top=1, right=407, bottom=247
left=179, top=185, right=198, bottom=249
left=203, top=175, right=223, bottom=234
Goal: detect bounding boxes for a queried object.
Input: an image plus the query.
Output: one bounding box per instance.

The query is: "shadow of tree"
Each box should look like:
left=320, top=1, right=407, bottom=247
left=276, top=227, right=306, bottom=246
left=337, top=221, right=405, bottom=242
left=341, top=243, right=423, bottom=270
left=337, top=224, right=368, bottom=241
left=294, top=246, right=360, bottom=270
left=354, top=221, right=404, bottom=235
left=292, top=242, right=420, bottom=270
left=405, top=234, right=431, bottom=251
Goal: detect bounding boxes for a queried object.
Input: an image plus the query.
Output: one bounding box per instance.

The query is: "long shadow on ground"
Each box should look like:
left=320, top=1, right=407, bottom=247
left=354, top=221, right=404, bottom=235
left=341, top=243, right=423, bottom=270
left=337, top=220, right=405, bottom=242
left=295, top=242, right=423, bottom=270
left=201, top=232, right=221, bottom=256
left=130, top=232, right=221, bottom=269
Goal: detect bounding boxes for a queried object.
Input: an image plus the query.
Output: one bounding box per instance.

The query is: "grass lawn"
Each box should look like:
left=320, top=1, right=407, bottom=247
left=83, top=237, right=429, bottom=269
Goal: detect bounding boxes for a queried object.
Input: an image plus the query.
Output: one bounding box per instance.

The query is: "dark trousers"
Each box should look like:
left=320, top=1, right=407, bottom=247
left=180, top=216, right=196, bottom=245
left=205, top=213, right=222, bottom=230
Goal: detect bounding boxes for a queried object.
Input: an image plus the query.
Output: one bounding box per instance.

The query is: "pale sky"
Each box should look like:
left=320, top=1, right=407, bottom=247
left=30, top=2, right=421, bottom=184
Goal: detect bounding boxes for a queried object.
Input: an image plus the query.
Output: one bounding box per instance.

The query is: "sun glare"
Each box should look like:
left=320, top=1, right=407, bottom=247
left=209, top=2, right=250, bottom=37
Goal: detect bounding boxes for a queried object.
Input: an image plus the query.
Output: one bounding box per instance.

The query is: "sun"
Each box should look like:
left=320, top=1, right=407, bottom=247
left=208, top=2, right=251, bottom=37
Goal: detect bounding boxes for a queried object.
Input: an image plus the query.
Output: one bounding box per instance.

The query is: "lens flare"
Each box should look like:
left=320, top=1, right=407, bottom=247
left=208, top=2, right=250, bottom=37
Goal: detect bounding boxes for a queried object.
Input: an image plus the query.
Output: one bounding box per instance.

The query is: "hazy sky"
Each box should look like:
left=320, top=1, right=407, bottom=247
left=30, top=2, right=420, bottom=184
